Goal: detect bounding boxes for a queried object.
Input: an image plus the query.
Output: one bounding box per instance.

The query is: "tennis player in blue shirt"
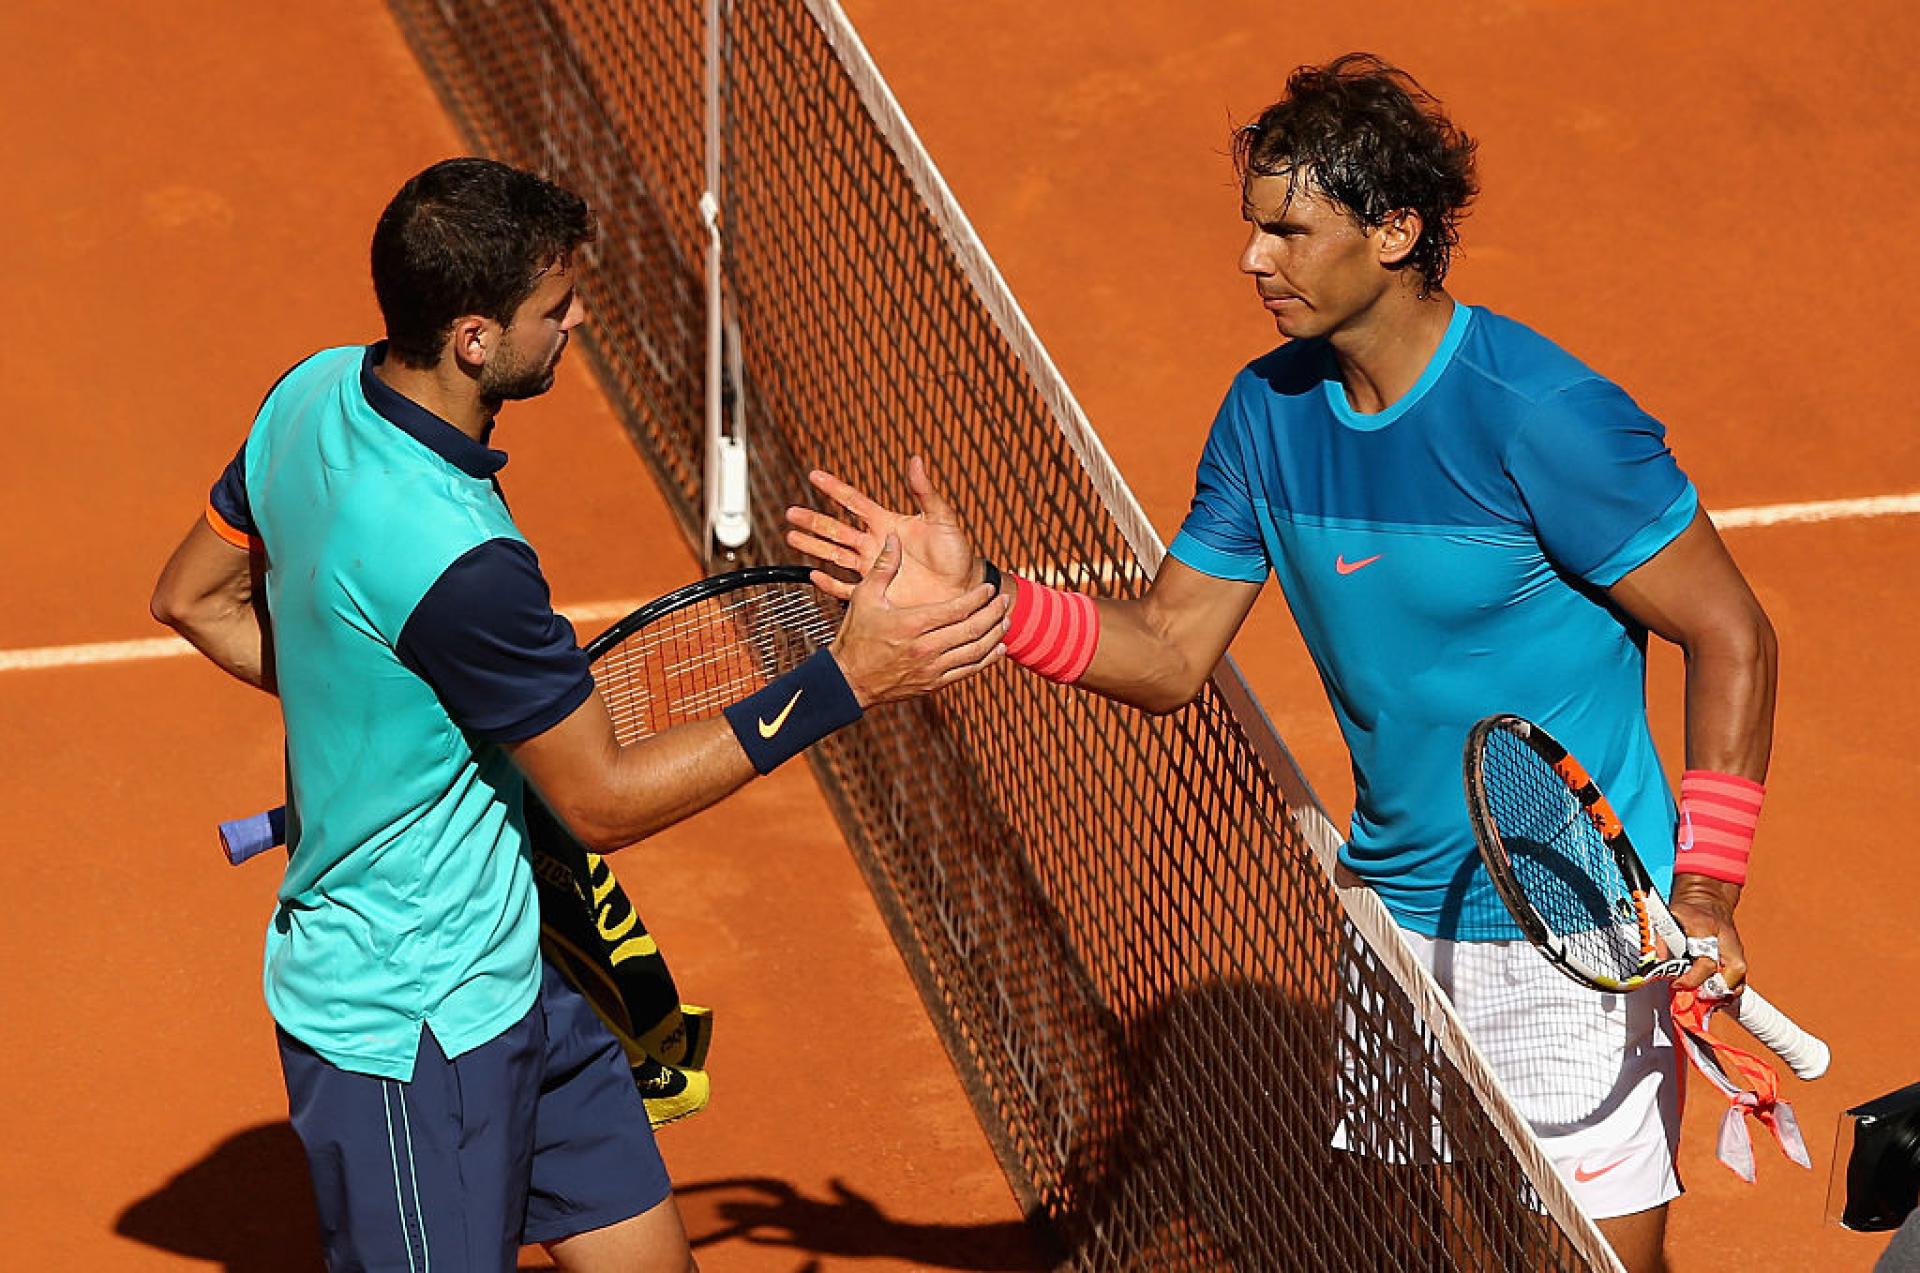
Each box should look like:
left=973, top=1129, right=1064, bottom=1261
left=784, top=55, right=1779, bottom=1273
left=152, top=158, right=1009, bottom=1273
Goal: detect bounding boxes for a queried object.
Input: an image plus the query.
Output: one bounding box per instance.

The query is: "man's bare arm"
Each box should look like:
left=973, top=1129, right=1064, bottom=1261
left=1068, top=559, right=1263, bottom=714
left=151, top=517, right=277, bottom=692
left=509, top=694, right=757, bottom=852
left=1607, top=509, right=1778, bottom=988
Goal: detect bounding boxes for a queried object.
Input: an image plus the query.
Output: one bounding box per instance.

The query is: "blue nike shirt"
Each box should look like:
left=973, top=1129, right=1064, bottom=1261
left=1169, top=304, right=1696, bottom=939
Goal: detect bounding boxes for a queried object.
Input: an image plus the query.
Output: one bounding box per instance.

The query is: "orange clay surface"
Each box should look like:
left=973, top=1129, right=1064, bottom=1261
left=3, top=0, right=1915, bottom=1269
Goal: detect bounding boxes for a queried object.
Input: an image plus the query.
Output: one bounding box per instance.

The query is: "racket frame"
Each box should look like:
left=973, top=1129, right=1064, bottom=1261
left=584, top=564, right=820, bottom=659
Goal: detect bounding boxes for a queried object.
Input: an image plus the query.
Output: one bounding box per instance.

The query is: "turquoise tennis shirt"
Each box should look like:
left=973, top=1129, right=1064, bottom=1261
left=1169, top=304, right=1695, bottom=940
left=214, top=344, right=593, bottom=1079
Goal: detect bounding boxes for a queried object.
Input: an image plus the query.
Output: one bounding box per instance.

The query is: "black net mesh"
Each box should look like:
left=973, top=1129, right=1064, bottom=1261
left=385, top=1, right=1602, bottom=1266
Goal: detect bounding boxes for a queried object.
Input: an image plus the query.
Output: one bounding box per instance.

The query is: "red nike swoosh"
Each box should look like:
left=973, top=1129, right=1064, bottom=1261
left=1573, top=1158, right=1631, bottom=1183
left=1335, top=554, right=1383, bottom=575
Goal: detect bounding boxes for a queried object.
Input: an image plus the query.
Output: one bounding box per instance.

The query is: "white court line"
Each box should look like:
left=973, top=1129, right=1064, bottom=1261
left=1708, top=492, right=1920, bottom=529
left=0, top=600, right=647, bottom=674
left=6, top=491, right=1919, bottom=674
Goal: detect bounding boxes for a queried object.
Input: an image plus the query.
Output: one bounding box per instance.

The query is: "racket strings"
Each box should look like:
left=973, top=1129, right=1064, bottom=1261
left=1480, top=729, right=1649, bottom=981
left=591, top=582, right=842, bottom=745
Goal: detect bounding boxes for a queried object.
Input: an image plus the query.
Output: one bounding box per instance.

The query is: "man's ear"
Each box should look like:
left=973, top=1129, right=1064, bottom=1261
left=1375, top=209, right=1424, bottom=268
left=447, top=315, right=493, bottom=372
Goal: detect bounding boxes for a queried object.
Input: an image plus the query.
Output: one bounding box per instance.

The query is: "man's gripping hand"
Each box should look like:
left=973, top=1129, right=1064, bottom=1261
left=828, top=533, right=1008, bottom=707
left=1668, top=872, right=1748, bottom=994
left=785, top=456, right=985, bottom=608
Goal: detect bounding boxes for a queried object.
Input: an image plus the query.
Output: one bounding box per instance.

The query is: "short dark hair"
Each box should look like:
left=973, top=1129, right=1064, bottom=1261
left=371, top=158, right=596, bottom=368
left=1235, top=54, right=1478, bottom=292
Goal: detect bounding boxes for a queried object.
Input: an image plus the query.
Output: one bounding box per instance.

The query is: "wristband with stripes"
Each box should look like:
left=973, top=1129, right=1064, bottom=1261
left=1004, top=572, right=1099, bottom=684
left=1675, top=769, right=1764, bottom=885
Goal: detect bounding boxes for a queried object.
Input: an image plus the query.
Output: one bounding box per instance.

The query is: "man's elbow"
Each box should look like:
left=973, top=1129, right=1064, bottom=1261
left=538, top=789, right=643, bottom=855
left=149, top=577, right=197, bottom=633
left=571, top=818, right=640, bottom=856
left=1133, top=664, right=1211, bottom=716
left=1698, top=600, right=1778, bottom=682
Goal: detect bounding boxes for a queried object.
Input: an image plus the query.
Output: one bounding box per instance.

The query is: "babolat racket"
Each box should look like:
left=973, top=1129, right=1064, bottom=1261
left=218, top=565, right=843, bottom=863
left=1463, top=713, right=1829, bottom=1080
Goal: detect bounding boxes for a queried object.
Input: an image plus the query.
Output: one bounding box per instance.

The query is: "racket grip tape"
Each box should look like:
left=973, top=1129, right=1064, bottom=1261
left=219, top=805, right=288, bottom=866
left=1720, top=982, right=1831, bottom=1081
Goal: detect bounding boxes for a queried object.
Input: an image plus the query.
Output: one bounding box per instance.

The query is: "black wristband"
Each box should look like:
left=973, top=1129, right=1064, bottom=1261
left=979, top=557, right=1002, bottom=595
left=723, top=648, right=864, bottom=774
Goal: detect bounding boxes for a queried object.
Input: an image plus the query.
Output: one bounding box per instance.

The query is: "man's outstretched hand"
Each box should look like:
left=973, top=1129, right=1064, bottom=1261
left=785, top=456, right=983, bottom=608
left=829, top=533, right=1009, bottom=707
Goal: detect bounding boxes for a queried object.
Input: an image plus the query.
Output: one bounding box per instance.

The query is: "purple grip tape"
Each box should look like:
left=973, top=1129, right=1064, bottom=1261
left=218, top=805, right=288, bottom=866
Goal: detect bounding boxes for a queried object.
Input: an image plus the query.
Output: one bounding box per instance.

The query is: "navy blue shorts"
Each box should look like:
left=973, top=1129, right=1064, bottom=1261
left=278, top=959, right=671, bottom=1272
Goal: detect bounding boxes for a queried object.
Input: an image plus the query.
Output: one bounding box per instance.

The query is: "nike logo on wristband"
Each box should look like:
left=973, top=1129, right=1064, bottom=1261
left=1335, top=553, right=1383, bottom=575
left=1676, top=810, right=1695, bottom=854
left=758, top=690, right=803, bottom=738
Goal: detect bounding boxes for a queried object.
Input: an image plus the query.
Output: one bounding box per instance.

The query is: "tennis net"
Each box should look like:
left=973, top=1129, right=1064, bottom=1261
left=387, top=1, right=1619, bottom=1267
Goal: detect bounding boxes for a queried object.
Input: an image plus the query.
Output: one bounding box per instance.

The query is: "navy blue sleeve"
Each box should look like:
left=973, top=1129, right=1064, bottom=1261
left=397, top=538, right=595, bottom=744
left=207, top=441, right=256, bottom=544
left=1505, top=378, right=1697, bottom=586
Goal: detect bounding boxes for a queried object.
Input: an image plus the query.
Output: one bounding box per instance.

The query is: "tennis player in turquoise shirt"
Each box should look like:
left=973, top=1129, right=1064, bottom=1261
left=152, top=158, right=1010, bottom=1273
left=785, top=55, right=1780, bottom=1273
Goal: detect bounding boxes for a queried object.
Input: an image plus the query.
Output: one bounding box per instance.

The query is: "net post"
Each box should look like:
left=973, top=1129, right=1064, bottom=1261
left=702, top=0, right=750, bottom=558
left=700, top=0, right=724, bottom=563
left=699, top=189, right=722, bottom=564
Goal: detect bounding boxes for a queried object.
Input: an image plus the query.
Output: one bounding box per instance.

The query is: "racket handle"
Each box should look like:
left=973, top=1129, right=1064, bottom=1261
left=1710, top=977, right=1831, bottom=1081
left=219, top=805, right=287, bottom=866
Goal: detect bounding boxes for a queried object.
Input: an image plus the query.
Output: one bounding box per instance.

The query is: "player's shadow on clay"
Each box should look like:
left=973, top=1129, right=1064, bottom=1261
left=676, top=1176, right=1048, bottom=1269
left=115, top=1120, right=325, bottom=1272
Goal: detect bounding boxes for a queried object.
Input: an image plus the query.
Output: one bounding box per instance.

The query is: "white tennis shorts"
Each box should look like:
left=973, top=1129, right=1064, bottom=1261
left=1376, top=930, right=1686, bottom=1220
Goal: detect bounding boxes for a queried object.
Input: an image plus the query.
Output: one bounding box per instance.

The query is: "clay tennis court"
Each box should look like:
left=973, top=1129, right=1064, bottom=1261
left=3, top=1, right=1914, bottom=1268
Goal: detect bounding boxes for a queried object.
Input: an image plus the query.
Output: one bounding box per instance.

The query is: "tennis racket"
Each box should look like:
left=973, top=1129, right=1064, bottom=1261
left=1463, top=713, right=1829, bottom=1080
left=218, top=565, right=843, bottom=863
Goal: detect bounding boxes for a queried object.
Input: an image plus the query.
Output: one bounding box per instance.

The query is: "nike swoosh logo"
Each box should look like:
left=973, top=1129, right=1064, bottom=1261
left=1573, top=1157, right=1631, bottom=1183
left=1676, top=810, right=1695, bottom=854
left=758, top=690, right=803, bottom=739
left=1335, top=554, right=1383, bottom=575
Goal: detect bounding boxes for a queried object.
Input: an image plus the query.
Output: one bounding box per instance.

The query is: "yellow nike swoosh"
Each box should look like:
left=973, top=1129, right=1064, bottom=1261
left=758, top=690, right=804, bottom=739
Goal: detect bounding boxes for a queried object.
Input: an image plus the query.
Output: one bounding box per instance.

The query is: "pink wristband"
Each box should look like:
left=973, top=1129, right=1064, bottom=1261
left=1004, top=574, right=1099, bottom=684
left=1675, top=769, right=1764, bottom=885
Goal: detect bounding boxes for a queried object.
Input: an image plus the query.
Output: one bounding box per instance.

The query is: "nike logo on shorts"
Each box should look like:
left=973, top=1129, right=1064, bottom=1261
left=1573, top=1156, right=1632, bottom=1183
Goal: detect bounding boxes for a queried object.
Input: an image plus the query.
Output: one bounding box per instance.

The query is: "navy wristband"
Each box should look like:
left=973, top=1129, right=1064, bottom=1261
left=723, top=648, right=864, bottom=774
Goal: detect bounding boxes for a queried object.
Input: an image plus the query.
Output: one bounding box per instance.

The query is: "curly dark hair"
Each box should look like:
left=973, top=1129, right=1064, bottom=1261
left=1234, top=54, right=1478, bottom=293
left=371, top=158, right=596, bottom=368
